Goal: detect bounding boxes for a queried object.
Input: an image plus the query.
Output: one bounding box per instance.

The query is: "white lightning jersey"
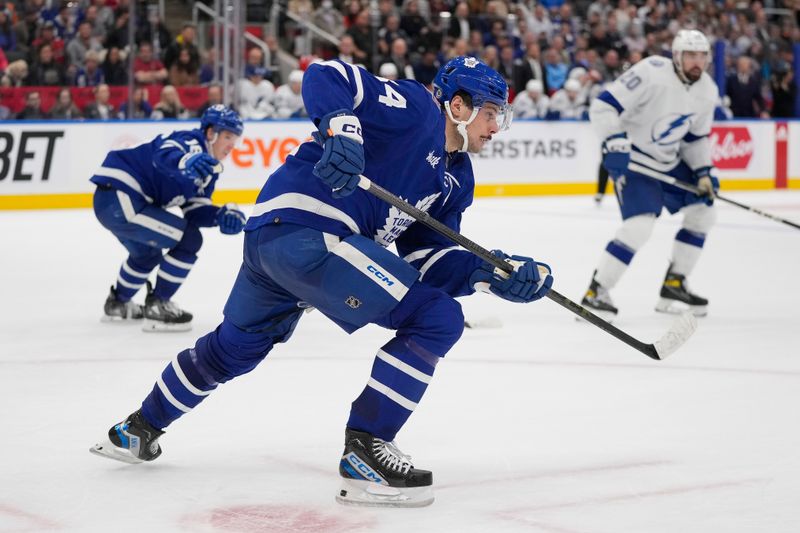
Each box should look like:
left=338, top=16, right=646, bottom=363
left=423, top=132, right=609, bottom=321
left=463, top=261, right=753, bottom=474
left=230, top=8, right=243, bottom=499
left=589, top=55, right=718, bottom=172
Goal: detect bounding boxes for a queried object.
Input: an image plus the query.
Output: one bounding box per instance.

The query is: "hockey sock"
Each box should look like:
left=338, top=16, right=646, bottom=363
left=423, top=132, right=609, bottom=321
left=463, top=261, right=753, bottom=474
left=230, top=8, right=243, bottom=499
left=347, top=336, right=438, bottom=442
left=114, top=257, right=156, bottom=302
left=140, top=348, right=218, bottom=429
left=595, top=239, right=634, bottom=288
left=670, top=228, right=705, bottom=276
left=153, top=250, right=197, bottom=300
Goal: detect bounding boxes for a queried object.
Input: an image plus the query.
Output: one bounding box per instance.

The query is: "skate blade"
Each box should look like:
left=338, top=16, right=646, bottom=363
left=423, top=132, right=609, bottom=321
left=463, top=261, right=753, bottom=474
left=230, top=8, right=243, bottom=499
left=655, top=298, right=707, bottom=317
left=89, top=439, right=143, bottom=464
left=335, top=478, right=434, bottom=508
left=142, top=319, right=192, bottom=332
left=101, top=315, right=143, bottom=324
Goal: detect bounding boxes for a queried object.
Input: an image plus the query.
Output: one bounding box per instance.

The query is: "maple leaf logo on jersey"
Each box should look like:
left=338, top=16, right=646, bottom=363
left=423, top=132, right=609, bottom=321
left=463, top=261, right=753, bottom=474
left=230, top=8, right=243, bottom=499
left=375, top=192, right=440, bottom=246
left=442, top=171, right=461, bottom=205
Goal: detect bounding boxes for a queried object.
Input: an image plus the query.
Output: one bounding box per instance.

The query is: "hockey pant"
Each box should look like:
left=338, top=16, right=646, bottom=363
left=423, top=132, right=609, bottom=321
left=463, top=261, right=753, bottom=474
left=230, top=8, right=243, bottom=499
left=93, top=186, right=202, bottom=301
left=140, top=223, right=465, bottom=441
left=596, top=161, right=717, bottom=288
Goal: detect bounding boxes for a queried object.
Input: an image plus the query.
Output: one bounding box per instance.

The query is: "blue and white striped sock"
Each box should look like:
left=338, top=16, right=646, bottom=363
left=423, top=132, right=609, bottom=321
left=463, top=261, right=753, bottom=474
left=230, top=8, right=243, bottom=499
left=114, top=259, right=152, bottom=302
left=153, top=252, right=196, bottom=300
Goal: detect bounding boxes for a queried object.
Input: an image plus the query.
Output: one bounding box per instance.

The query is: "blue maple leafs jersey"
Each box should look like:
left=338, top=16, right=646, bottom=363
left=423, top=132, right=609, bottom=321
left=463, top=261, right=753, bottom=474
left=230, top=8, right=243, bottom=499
left=246, top=59, right=484, bottom=297
left=90, top=129, right=219, bottom=211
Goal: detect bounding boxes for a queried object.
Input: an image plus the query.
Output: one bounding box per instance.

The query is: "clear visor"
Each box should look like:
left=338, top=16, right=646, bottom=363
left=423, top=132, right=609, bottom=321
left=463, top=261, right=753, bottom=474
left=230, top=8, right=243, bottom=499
left=478, top=103, right=513, bottom=132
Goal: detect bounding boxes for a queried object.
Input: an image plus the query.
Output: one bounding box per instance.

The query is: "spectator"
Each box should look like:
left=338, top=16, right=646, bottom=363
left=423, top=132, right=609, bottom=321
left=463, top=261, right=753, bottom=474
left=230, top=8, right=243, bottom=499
left=91, top=0, right=116, bottom=37
left=529, top=4, right=553, bottom=40
left=32, top=21, right=66, bottom=66
left=412, top=49, right=439, bottom=87
left=0, top=9, right=16, bottom=53
left=238, top=64, right=275, bottom=119
left=169, top=46, right=200, bottom=87
left=542, top=47, right=568, bottom=93
left=311, top=0, right=345, bottom=57
left=197, top=83, right=224, bottom=116
left=163, top=23, right=199, bottom=72
left=264, top=36, right=282, bottom=84
left=400, top=0, right=426, bottom=48
left=119, top=86, right=153, bottom=119
left=134, top=42, right=167, bottom=86
left=482, top=45, right=500, bottom=72
left=135, top=8, right=171, bottom=57
left=597, top=49, right=623, bottom=82
left=337, top=35, right=357, bottom=64
left=152, top=84, right=189, bottom=119
left=546, top=78, right=587, bottom=119
left=16, top=91, right=49, bottom=120
left=378, top=14, right=410, bottom=58
left=102, top=46, right=128, bottom=86
left=82, top=5, right=108, bottom=42
left=770, top=60, right=796, bottom=118
left=448, top=2, right=474, bottom=41
left=74, top=49, right=104, bottom=86
left=497, top=44, right=522, bottom=93
left=105, top=8, right=132, bottom=51
left=66, top=21, right=103, bottom=71
left=726, top=56, right=767, bottom=118
left=345, top=9, right=372, bottom=68
left=199, top=46, right=221, bottom=85
left=513, top=78, right=550, bottom=119
left=0, top=91, right=12, bottom=120
left=26, top=44, right=67, bottom=86
left=1, top=59, right=28, bottom=87
left=272, top=69, right=306, bottom=118
left=381, top=38, right=414, bottom=80
left=83, top=83, right=115, bottom=120
left=50, top=87, right=82, bottom=119
left=51, top=2, right=77, bottom=40
left=517, top=42, right=543, bottom=90
left=12, top=6, right=40, bottom=60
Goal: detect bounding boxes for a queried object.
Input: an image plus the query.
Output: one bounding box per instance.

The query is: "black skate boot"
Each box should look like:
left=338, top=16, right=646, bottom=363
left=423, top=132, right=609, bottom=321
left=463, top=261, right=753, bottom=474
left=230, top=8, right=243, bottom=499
left=102, top=286, right=143, bottom=321
left=142, top=281, right=192, bottom=332
left=336, top=428, right=434, bottom=508
left=655, top=267, right=708, bottom=317
left=89, top=409, right=165, bottom=464
left=580, top=271, right=618, bottom=321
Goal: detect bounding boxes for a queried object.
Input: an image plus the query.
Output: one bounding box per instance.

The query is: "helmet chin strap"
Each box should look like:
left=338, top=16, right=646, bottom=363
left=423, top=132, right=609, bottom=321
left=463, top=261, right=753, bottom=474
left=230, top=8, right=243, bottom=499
left=206, top=129, right=219, bottom=157
left=445, top=101, right=480, bottom=152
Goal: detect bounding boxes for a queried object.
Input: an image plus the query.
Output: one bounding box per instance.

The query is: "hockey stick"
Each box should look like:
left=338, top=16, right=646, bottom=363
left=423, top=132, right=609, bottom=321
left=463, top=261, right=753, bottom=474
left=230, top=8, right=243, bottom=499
left=628, top=162, right=800, bottom=231
left=357, top=175, right=696, bottom=360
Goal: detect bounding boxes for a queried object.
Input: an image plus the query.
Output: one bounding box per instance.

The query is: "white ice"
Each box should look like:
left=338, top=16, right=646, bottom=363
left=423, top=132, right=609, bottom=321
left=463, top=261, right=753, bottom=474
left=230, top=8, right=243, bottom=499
left=1, top=192, right=800, bottom=533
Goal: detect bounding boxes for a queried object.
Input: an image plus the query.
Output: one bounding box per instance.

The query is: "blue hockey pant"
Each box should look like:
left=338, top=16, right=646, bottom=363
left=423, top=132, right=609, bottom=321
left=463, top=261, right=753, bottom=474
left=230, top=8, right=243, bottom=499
left=141, top=223, right=465, bottom=441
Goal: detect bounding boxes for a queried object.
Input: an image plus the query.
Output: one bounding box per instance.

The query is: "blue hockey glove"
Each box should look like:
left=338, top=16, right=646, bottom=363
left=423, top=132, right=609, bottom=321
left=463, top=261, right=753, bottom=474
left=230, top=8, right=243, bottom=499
left=216, top=203, right=246, bottom=235
left=693, top=166, right=719, bottom=205
left=469, top=251, right=553, bottom=303
left=601, top=133, right=631, bottom=180
left=181, top=152, right=219, bottom=180
left=311, top=109, right=365, bottom=199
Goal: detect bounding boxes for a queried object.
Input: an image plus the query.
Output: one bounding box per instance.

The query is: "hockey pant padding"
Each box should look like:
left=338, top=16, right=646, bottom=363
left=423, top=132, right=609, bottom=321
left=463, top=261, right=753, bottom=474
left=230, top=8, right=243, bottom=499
left=671, top=203, right=716, bottom=276
left=348, top=282, right=465, bottom=441
left=595, top=214, right=656, bottom=289
left=154, top=224, right=202, bottom=300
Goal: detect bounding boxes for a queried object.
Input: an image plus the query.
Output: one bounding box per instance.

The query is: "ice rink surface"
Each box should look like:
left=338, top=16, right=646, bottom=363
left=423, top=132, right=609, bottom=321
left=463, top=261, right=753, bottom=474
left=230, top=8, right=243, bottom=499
left=2, top=191, right=799, bottom=532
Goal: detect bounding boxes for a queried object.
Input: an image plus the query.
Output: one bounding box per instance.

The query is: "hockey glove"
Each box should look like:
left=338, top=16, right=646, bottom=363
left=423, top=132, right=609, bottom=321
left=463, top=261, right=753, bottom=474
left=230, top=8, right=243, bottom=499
left=469, top=250, right=553, bottom=303
left=180, top=152, right=220, bottom=193
left=216, top=203, right=246, bottom=235
left=601, top=133, right=631, bottom=180
left=693, top=166, right=719, bottom=205
left=311, top=109, right=365, bottom=199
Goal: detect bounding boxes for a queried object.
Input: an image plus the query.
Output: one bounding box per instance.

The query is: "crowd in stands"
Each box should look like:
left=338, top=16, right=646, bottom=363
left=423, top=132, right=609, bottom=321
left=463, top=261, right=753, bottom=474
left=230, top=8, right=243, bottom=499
left=1, top=0, right=799, bottom=121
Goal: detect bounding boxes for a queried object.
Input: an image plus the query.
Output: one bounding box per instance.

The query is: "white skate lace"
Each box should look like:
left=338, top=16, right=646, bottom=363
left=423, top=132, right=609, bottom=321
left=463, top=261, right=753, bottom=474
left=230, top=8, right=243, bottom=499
left=160, top=300, right=184, bottom=316
left=372, top=439, right=413, bottom=474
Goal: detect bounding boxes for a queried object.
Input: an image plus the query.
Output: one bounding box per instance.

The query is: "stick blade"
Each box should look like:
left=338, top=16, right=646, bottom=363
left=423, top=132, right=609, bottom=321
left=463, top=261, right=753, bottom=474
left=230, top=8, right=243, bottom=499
left=653, top=311, right=698, bottom=359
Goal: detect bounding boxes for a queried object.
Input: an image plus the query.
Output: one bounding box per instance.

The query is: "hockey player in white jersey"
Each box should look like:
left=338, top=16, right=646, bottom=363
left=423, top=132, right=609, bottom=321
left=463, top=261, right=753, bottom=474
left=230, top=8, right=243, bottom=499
left=581, top=30, right=720, bottom=318
left=512, top=79, right=549, bottom=119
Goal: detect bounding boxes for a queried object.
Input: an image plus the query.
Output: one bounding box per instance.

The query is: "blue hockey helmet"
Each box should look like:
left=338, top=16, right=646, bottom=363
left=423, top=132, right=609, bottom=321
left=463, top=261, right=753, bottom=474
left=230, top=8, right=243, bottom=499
left=200, top=104, right=244, bottom=136
left=432, top=56, right=512, bottom=131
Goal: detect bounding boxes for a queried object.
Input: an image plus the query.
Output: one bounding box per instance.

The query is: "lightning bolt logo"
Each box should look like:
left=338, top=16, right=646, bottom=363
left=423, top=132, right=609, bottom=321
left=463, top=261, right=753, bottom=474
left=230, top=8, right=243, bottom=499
left=651, top=113, right=694, bottom=145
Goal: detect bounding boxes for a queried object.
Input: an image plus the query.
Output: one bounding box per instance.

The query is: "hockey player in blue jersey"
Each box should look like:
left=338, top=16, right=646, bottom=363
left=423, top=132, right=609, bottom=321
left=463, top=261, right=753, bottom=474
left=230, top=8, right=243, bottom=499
left=91, top=105, right=246, bottom=331
left=581, top=30, right=719, bottom=319
left=90, top=57, right=554, bottom=507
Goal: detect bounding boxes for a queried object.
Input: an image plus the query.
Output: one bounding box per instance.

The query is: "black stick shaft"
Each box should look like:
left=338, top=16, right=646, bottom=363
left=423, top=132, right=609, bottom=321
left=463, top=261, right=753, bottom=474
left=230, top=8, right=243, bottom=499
left=358, top=176, right=660, bottom=360
left=628, top=163, right=800, bottom=230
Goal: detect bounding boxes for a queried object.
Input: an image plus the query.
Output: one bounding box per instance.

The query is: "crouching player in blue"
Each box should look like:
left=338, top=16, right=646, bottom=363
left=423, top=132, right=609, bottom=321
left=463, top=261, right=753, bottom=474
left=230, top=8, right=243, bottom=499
left=90, top=57, right=554, bottom=507
left=91, top=105, right=246, bottom=331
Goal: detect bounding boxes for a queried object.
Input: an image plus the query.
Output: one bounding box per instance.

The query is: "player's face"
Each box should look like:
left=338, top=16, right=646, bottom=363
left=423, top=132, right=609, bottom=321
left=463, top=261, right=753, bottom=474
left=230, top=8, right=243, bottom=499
left=466, top=103, right=501, bottom=153
left=682, top=51, right=708, bottom=82
left=208, top=129, right=240, bottom=160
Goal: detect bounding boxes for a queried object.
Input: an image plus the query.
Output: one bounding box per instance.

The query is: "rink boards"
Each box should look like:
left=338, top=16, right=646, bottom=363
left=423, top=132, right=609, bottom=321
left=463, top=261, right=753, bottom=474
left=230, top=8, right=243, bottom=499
left=0, top=118, right=798, bottom=209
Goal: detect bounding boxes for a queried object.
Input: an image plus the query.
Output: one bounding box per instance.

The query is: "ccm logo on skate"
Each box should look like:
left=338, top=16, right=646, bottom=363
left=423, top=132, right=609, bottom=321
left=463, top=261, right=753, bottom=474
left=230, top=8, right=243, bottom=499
left=347, top=453, right=385, bottom=483
left=367, top=265, right=395, bottom=286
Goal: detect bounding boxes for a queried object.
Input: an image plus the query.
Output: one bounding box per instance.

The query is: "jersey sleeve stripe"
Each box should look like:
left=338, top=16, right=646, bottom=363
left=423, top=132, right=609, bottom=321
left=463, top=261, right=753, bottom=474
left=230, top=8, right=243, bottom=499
left=319, top=60, right=349, bottom=81
left=597, top=90, right=625, bottom=114
left=418, top=246, right=460, bottom=279
left=347, top=62, right=365, bottom=109
left=403, top=247, right=435, bottom=263
left=95, top=166, right=154, bottom=203
left=683, top=132, right=708, bottom=143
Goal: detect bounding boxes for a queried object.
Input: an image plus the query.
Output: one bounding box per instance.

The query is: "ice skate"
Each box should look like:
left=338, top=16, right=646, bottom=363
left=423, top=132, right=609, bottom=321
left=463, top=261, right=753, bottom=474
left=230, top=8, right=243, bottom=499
left=142, top=282, right=192, bottom=332
left=336, top=428, right=434, bottom=508
left=90, top=409, right=165, bottom=464
left=655, top=268, right=708, bottom=317
left=580, top=271, right=618, bottom=322
left=101, top=286, right=143, bottom=322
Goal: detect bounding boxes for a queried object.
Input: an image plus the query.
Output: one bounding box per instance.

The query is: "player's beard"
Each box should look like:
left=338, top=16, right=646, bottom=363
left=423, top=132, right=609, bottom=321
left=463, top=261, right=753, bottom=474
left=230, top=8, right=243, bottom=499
left=685, top=67, right=703, bottom=82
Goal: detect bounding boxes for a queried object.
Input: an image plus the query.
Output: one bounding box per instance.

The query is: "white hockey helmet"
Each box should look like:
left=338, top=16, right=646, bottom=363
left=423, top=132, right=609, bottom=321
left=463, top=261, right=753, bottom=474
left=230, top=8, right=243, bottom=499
left=672, top=29, right=710, bottom=83
left=526, top=79, right=543, bottom=94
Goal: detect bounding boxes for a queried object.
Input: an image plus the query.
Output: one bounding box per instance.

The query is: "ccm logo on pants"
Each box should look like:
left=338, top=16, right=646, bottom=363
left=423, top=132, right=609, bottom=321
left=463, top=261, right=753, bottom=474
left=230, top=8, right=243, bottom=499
left=367, top=265, right=395, bottom=287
